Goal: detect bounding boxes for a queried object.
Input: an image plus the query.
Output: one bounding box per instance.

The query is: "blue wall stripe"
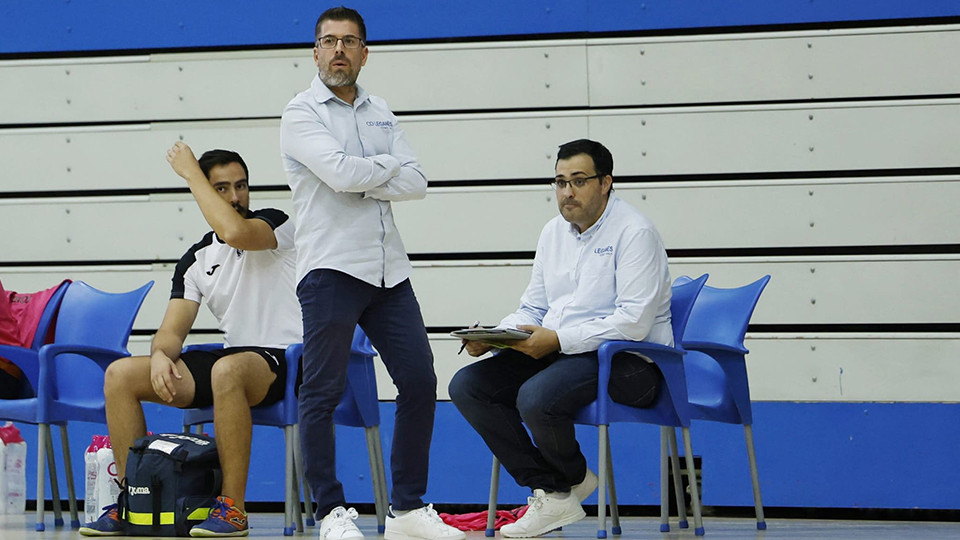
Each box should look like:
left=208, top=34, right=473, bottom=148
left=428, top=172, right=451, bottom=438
left=2, top=1, right=958, bottom=55
left=13, top=401, right=960, bottom=510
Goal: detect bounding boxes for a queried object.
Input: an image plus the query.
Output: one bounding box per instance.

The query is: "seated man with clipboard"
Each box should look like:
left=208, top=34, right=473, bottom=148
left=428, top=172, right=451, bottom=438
left=448, top=139, right=673, bottom=538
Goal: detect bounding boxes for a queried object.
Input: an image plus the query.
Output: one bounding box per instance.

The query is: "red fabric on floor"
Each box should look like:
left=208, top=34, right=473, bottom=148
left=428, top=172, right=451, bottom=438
left=440, top=506, right=528, bottom=532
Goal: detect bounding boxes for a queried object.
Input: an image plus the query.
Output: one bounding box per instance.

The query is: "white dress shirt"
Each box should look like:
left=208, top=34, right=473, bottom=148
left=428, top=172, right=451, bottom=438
left=499, top=195, right=673, bottom=354
left=281, top=76, right=427, bottom=287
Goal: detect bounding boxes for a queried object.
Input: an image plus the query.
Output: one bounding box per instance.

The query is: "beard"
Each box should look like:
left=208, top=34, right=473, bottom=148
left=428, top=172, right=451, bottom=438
left=233, top=203, right=247, bottom=216
left=319, top=63, right=358, bottom=88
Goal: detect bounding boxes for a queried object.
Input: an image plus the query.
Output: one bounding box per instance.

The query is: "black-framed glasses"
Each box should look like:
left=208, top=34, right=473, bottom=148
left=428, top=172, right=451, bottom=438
left=551, top=174, right=600, bottom=190
left=316, top=34, right=365, bottom=49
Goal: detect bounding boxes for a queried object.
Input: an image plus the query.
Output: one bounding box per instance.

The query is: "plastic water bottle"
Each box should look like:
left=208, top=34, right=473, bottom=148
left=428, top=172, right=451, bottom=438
left=0, top=422, right=27, bottom=514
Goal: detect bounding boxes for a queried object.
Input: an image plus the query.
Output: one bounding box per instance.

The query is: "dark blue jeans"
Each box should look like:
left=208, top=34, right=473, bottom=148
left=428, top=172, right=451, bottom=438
left=448, top=349, right=660, bottom=493
left=297, top=269, right=437, bottom=516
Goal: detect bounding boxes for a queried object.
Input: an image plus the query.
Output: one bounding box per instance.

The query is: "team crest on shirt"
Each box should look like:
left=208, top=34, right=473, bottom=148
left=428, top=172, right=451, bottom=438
left=366, top=120, right=394, bottom=129
left=595, top=245, right=614, bottom=256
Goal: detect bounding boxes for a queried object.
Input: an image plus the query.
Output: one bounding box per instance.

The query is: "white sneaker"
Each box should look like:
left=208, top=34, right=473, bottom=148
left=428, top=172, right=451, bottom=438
left=500, top=489, right=586, bottom=538
left=384, top=504, right=465, bottom=540
left=571, top=469, right=598, bottom=502
left=319, top=506, right=364, bottom=540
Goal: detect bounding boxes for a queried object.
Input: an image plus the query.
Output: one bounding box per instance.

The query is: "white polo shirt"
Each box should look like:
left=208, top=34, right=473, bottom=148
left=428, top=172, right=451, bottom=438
left=280, top=76, right=427, bottom=288
left=499, top=195, right=673, bottom=354
left=171, top=208, right=302, bottom=348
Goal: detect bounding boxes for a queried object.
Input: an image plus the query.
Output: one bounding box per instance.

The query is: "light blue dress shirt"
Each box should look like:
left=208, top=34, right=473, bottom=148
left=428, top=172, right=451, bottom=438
left=281, top=76, right=427, bottom=287
left=499, top=195, right=674, bottom=354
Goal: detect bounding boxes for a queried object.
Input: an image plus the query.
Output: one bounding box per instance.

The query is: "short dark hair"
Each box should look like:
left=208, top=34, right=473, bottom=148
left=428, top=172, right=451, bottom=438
left=315, top=6, right=367, bottom=42
left=556, top=139, right=614, bottom=179
left=198, top=149, right=249, bottom=181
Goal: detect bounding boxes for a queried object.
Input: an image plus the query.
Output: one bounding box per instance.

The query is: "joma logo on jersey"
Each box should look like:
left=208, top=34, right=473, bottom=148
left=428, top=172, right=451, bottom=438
left=128, top=486, right=151, bottom=495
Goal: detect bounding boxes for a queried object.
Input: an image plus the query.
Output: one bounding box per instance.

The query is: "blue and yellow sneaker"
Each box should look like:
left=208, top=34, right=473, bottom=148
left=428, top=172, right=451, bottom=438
left=190, top=496, right=249, bottom=537
left=79, top=504, right=125, bottom=536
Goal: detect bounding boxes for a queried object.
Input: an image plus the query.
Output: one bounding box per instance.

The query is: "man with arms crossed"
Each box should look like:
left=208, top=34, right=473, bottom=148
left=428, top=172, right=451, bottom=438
left=280, top=6, right=463, bottom=540
left=80, top=143, right=301, bottom=537
left=449, top=139, right=673, bottom=538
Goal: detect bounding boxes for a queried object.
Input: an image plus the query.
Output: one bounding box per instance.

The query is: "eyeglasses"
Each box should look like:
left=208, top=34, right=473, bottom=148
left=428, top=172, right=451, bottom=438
left=316, top=34, right=365, bottom=49
left=551, top=174, right=600, bottom=190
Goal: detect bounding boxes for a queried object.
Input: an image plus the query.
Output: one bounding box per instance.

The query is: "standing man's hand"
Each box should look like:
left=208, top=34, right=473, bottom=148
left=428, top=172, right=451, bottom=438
left=511, top=325, right=560, bottom=359
left=166, top=141, right=204, bottom=181
left=150, top=350, right=182, bottom=403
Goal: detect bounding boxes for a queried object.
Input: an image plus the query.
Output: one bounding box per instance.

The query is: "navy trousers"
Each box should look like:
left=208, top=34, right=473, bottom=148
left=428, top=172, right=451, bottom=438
left=297, top=269, right=437, bottom=516
left=448, top=349, right=660, bottom=493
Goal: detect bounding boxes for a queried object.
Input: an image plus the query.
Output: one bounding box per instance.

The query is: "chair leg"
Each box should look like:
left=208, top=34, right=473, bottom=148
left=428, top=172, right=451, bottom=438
left=486, top=456, right=500, bottom=537
left=59, top=425, right=80, bottom=528
left=744, top=424, right=767, bottom=530
left=293, top=427, right=315, bottom=526
left=289, top=433, right=304, bottom=534
left=667, top=427, right=688, bottom=528
left=596, top=425, right=608, bottom=539
left=364, top=426, right=387, bottom=534
left=604, top=430, right=621, bottom=535
left=659, top=427, right=670, bottom=533
left=283, top=426, right=295, bottom=536
left=680, top=427, right=704, bottom=536
left=45, top=426, right=64, bottom=527
left=35, top=424, right=48, bottom=531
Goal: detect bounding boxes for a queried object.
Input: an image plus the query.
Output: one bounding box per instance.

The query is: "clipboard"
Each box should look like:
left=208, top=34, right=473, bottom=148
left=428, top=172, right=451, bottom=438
left=450, top=328, right=532, bottom=341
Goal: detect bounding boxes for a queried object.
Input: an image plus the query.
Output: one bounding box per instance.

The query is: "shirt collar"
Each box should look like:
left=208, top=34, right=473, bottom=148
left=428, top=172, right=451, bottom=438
left=567, top=194, right=618, bottom=238
left=310, top=75, right=369, bottom=108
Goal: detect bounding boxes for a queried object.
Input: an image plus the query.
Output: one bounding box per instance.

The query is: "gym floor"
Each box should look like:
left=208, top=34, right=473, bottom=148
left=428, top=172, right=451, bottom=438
left=3, top=512, right=960, bottom=540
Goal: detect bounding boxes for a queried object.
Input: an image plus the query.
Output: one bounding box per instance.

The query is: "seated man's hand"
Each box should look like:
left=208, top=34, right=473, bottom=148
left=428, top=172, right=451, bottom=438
left=149, top=351, right=182, bottom=403
left=511, top=325, right=560, bottom=359
left=463, top=340, right=494, bottom=357
left=166, top=141, right=204, bottom=181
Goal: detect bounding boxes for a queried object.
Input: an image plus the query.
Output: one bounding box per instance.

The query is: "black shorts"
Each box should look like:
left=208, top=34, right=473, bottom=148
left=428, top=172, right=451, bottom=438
left=179, top=346, right=287, bottom=409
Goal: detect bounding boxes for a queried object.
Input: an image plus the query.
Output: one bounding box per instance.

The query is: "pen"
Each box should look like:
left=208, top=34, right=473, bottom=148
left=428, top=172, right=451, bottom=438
left=458, top=320, right=480, bottom=355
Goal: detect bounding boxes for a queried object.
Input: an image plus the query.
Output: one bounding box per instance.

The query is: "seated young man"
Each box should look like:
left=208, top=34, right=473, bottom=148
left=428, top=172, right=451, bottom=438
left=80, top=143, right=301, bottom=537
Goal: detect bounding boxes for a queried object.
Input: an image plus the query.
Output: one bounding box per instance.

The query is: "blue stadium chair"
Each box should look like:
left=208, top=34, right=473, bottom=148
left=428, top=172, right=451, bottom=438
left=672, top=275, right=771, bottom=530
left=485, top=275, right=708, bottom=538
left=181, top=326, right=388, bottom=536
left=0, top=280, right=154, bottom=531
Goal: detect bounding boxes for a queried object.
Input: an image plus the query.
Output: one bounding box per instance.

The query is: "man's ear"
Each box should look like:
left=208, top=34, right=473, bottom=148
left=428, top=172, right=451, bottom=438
left=601, top=175, right=613, bottom=195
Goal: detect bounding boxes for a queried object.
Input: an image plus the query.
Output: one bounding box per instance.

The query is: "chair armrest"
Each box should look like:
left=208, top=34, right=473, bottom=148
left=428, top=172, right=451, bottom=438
left=38, top=343, right=130, bottom=373
left=595, top=340, right=687, bottom=420
left=0, top=344, right=40, bottom=391
left=683, top=341, right=748, bottom=355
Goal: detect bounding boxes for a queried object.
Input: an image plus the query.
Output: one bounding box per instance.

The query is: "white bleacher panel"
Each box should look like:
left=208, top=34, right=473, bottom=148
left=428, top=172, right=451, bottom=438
left=388, top=333, right=960, bottom=402
left=588, top=26, right=960, bottom=106
left=669, top=256, right=960, bottom=326
left=592, top=99, right=960, bottom=175
left=392, top=177, right=960, bottom=253
left=0, top=41, right=588, bottom=124
left=402, top=113, right=589, bottom=182
left=0, top=120, right=283, bottom=194
left=4, top=101, right=956, bottom=194
left=363, top=41, right=589, bottom=111
left=745, top=334, right=960, bottom=402
left=0, top=192, right=294, bottom=262
left=615, top=177, right=960, bottom=249
left=5, top=177, right=955, bottom=261
left=413, top=256, right=959, bottom=327
left=0, top=113, right=588, bottom=193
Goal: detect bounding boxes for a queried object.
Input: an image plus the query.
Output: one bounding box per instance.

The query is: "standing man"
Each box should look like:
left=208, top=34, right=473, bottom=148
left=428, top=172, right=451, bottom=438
left=280, top=7, right=464, bottom=540
left=80, top=144, right=302, bottom=537
left=449, top=139, right=673, bottom=538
